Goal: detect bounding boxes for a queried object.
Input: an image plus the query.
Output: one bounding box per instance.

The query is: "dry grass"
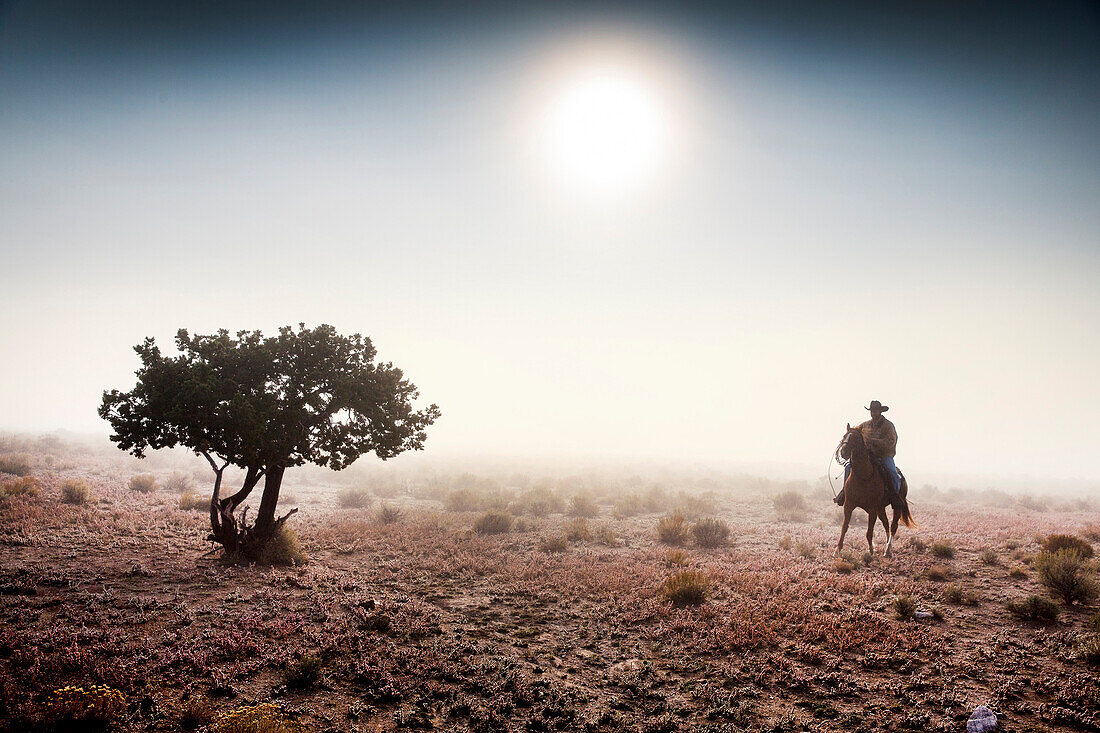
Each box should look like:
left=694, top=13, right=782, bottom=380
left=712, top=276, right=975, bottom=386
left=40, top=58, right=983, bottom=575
left=129, top=473, right=157, bottom=493
left=165, top=471, right=193, bottom=493
left=473, top=511, right=513, bottom=535
left=256, top=525, right=308, bottom=567
left=338, top=486, right=373, bottom=509
left=1006, top=594, right=1060, bottom=622
left=376, top=503, right=403, bottom=524
left=1, top=475, right=40, bottom=499
left=662, top=570, right=708, bottom=607
left=926, top=565, right=951, bottom=582
left=1035, top=549, right=1099, bottom=605
left=178, top=491, right=208, bottom=511
left=568, top=494, right=599, bottom=518
left=60, top=479, right=90, bottom=505
left=772, top=490, right=807, bottom=522
left=692, top=516, right=730, bottom=548
left=0, top=453, right=33, bottom=476
left=892, top=595, right=917, bottom=620
left=566, top=517, right=592, bottom=542
left=930, top=540, right=955, bottom=559
left=656, top=513, right=690, bottom=546
left=1042, top=534, right=1094, bottom=559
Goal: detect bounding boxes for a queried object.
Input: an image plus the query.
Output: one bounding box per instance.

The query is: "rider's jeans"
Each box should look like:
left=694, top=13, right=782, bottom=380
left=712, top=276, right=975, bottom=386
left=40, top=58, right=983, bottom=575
left=844, top=456, right=900, bottom=497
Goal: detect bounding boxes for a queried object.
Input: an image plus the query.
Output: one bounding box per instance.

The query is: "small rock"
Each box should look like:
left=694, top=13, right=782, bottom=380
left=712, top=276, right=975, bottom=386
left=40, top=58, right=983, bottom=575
left=967, top=705, right=997, bottom=732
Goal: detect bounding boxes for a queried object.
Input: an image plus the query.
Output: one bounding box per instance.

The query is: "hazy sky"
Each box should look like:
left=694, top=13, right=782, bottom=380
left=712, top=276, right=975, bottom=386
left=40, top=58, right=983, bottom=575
left=2, top=1, right=1098, bottom=480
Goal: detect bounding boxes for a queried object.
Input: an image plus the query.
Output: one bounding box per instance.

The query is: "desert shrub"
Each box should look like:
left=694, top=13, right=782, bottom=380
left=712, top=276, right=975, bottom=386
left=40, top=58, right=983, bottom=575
left=212, top=702, right=300, bottom=733
left=666, top=549, right=690, bottom=567
left=778, top=535, right=792, bottom=551
left=772, top=490, right=806, bottom=521
left=1042, top=534, right=1095, bottom=559
left=1084, top=524, right=1100, bottom=543
left=178, top=491, right=207, bottom=511
left=692, top=517, right=730, bottom=548
left=930, top=540, right=955, bottom=559
left=1017, top=495, right=1047, bottom=512
left=979, top=547, right=999, bottom=565
left=43, top=684, right=126, bottom=728
left=662, top=571, right=708, bottom=607
left=1078, top=635, right=1100, bottom=667
left=60, top=479, right=89, bottom=505
left=568, top=494, right=600, bottom=518
left=1006, top=594, right=1060, bottom=622
left=129, top=473, right=157, bottom=493
left=944, top=582, right=981, bottom=606
left=926, top=565, right=950, bottom=581
left=284, top=654, right=323, bottom=690
left=446, top=486, right=512, bottom=512
left=474, top=511, right=513, bottom=535
left=908, top=536, right=927, bottom=552
left=1090, top=611, right=1100, bottom=633
left=1036, top=549, right=1099, bottom=605
left=612, top=495, right=642, bottom=518
left=0, top=453, right=32, bottom=476
left=592, top=523, right=618, bottom=546
left=280, top=493, right=299, bottom=505
left=671, top=491, right=718, bottom=520
left=179, top=699, right=216, bottom=730
left=656, top=513, right=690, bottom=546
left=445, top=488, right=480, bottom=512
left=539, top=535, right=568, bottom=553
left=0, top=476, right=40, bottom=499
left=338, top=486, right=372, bottom=509
left=566, top=517, right=592, bottom=542
left=1009, top=566, right=1028, bottom=579
left=515, top=487, right=564, bottom=517
left=376, top=503, right=402, bottom=524
left=165, top=471, right=193, bottom=493
left=892, top=595, right=917, bottom=620
left=257, top=526, right=309, bottom=566
left=832, top=557, right=855, bottom=574
left=796, top=540, right=816, bottom=559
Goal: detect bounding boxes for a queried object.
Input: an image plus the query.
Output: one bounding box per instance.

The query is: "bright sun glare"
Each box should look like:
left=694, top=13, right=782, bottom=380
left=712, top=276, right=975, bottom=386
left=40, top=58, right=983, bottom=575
left=539, top=66, right=670, bottom=199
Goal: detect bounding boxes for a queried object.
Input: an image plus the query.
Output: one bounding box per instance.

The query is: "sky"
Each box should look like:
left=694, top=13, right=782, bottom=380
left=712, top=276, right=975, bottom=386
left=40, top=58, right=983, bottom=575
left=1, top=1, right=1098, bottom=482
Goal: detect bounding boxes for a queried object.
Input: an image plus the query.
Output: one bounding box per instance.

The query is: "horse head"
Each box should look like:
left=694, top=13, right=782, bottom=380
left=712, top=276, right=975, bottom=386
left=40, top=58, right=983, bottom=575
left=838, top=423, right=865, bottom=461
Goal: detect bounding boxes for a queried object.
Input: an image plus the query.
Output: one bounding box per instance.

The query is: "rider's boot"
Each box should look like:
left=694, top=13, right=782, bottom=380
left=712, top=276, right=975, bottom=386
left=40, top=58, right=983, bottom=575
left=833, top=489, right=845, bottom=506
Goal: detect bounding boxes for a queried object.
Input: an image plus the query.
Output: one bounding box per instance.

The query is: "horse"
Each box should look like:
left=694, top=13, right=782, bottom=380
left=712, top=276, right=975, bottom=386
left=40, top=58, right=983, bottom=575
left=835, top=424, right=915, bottom=557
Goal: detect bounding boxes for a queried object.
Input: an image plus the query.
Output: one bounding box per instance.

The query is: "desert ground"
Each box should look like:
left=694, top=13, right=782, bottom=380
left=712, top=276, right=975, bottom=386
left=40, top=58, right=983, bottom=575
left=1, top=441, right=1099, bottom=732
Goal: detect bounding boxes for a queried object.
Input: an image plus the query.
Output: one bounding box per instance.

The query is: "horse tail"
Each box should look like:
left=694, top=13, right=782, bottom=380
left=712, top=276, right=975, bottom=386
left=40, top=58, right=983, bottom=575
left=898, top=496, right=917, bottom=529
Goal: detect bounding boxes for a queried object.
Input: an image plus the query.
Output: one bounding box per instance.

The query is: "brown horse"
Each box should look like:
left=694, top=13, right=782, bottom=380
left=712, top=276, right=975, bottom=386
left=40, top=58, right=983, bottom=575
left=835, top=424, right=915, bottom=557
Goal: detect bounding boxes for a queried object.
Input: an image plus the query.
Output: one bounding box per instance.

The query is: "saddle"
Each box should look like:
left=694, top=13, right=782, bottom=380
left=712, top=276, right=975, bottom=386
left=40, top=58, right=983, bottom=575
left=871, top=460, right=904, bottom=501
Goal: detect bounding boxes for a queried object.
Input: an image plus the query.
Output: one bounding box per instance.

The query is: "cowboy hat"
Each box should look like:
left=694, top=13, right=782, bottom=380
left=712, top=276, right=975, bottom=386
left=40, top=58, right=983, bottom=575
left=864, top=400, right=889, bottom=412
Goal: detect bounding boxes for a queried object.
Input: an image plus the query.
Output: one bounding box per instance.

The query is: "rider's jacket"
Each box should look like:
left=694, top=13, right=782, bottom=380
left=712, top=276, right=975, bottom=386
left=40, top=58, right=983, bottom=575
left=858, top=417, right=897, bottom=458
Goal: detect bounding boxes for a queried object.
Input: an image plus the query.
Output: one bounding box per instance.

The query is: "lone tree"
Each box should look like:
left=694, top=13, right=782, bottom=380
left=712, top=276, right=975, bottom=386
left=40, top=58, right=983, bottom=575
left=99, top=324, right=440, bottom=559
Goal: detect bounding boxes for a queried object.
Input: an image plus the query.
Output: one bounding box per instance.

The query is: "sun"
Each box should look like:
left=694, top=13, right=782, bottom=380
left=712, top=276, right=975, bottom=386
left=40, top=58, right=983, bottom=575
left=537, top=66, right=671, bottom=199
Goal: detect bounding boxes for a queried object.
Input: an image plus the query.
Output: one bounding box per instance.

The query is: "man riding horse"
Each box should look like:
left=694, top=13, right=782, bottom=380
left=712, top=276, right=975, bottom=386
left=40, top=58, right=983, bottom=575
left=834, top=400, right=902, bottom=512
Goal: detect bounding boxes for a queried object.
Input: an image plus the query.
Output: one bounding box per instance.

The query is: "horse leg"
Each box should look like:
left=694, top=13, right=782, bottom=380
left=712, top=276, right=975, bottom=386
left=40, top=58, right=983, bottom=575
left=879, top=507, right=893, bottom=557
left=890, top=508, right=900, bottom=541
left=835, top=506, right=853, bottom=557
left=865, top=511, right=876, bottom=555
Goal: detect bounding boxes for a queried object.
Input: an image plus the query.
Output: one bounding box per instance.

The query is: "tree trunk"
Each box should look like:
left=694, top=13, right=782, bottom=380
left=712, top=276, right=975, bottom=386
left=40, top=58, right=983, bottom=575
left=251, top=464, right=285, bottom=547
left=208, top=466, right=241, bottom=553
left=220, top=465, right=262, bottom=513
